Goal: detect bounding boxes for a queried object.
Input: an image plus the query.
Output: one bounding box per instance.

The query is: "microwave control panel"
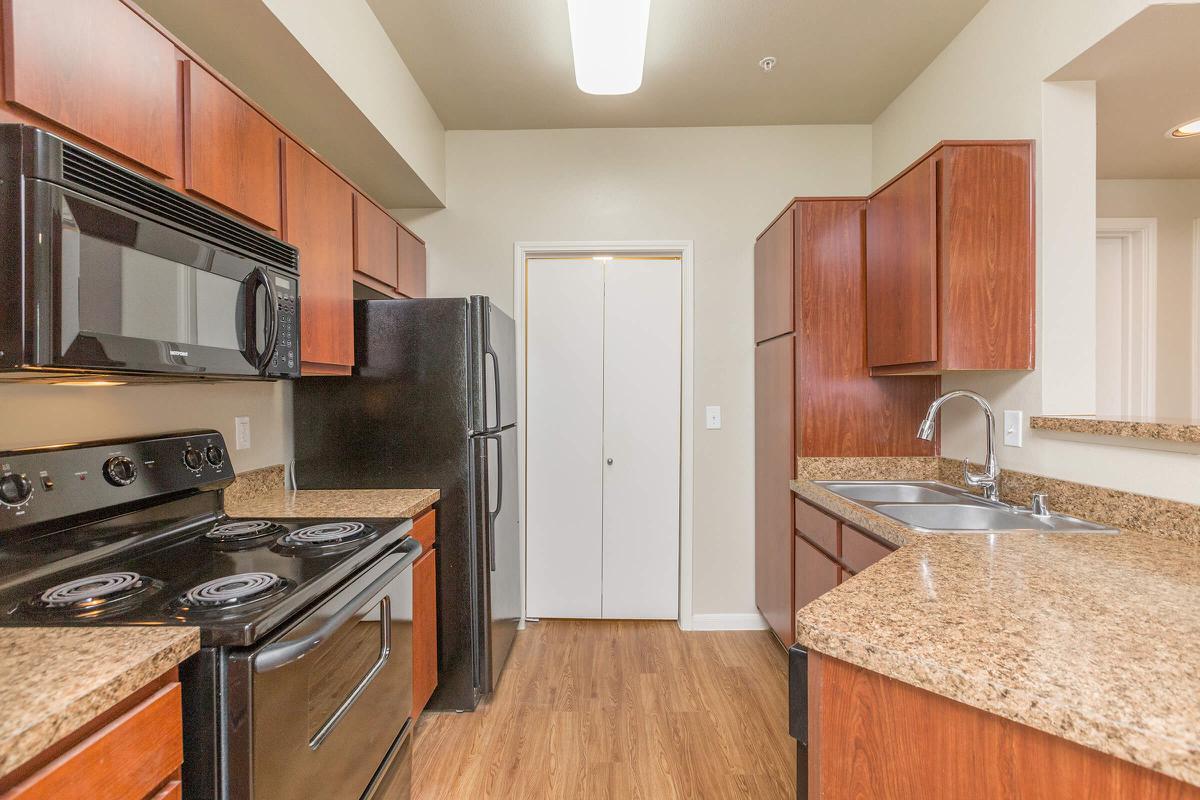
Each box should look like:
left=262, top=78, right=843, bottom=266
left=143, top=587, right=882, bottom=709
left=271, top=274, right=300, bottom=378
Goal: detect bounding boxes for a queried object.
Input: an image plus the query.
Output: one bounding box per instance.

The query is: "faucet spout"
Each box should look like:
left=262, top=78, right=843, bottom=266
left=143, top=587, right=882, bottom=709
left=916, top=390, right=1001, bottom=501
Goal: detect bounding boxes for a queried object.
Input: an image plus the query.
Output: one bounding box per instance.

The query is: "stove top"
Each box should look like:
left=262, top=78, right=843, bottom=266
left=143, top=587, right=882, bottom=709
left=0, top=513, right=411, bottom=646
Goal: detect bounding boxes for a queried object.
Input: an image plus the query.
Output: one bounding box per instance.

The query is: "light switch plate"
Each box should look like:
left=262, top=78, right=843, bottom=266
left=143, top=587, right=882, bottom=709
left=1003, top=410, right=1023, bottom=447
left=705, top=405, right=722, bottom=430
left=235, top=416, right=251, bottom=450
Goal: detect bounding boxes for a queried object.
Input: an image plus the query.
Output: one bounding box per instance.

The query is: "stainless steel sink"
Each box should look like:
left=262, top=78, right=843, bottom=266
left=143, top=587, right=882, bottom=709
left=813, top=480, right=1118, bottom=534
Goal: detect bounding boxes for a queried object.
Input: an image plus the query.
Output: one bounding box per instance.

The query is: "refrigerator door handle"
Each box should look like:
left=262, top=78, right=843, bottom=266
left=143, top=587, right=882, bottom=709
left=484, top=432, right=503, bottom=571
left=485, top=347, right=502, bottom=434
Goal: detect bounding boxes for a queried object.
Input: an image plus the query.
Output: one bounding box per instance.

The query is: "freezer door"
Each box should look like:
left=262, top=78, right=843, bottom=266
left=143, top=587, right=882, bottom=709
left=473, top=425, right=520, bottom=693
left=471, top=296, right=518, bottom=432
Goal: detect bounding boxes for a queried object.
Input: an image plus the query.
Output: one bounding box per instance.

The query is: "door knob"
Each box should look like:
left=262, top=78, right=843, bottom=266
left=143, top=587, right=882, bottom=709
left=606, top=458, right=613, bottom=465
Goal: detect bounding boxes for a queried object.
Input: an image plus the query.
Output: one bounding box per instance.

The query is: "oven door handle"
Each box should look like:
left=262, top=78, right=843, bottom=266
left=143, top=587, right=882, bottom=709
left=253, top=533, right=419, bottom=674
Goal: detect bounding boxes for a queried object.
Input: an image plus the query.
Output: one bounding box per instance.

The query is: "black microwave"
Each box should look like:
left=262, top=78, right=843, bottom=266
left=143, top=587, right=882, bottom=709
left=0, top=125, right=300, bottom=381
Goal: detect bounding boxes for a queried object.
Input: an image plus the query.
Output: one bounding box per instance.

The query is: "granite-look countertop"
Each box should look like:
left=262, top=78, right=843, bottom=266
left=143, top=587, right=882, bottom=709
left=791, top=465, right=1200, bottom=787
left=1031, top=414, right=1200, bottom=444
left=224, top=465, right=439, bottom=520
left=0, top=627, right=198, bottom=776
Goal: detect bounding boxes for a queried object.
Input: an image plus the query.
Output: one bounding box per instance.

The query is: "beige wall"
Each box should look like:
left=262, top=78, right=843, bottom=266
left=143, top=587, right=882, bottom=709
left=0, top=381, right=291, bottom=473
left=1097, top=179, right=1200, bottom=417
left=397, top=125, right=873, bottom=618
left=869, top=0, right=1200, bottom=504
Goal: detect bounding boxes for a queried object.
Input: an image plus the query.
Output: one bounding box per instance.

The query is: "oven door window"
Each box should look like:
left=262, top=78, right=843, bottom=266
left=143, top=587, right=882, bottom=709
left=51, top=186, right=268, bottom=375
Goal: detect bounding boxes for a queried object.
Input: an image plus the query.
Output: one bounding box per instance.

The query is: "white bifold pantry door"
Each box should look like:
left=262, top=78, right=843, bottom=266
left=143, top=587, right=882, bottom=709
left=526, top=257, right=682, bottom=619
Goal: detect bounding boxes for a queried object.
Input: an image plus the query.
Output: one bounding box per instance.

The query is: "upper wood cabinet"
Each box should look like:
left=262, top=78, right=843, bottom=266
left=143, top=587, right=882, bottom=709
left=183, top=61, right=282, bottom=231
left=3, top=0, right=181, bottom=178
left=397, top=225, right=427, bottom=298
left=866, top=141, right=1035, bottom=374
left=283, top=138, right=354, bottom=373
left=754, top=205, right=794, bottom=343
left=352, top=193, right=400, bottom=290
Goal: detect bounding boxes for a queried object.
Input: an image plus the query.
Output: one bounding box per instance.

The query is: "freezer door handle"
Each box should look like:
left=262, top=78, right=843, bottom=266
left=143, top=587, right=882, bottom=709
left=485, top=347, right=502, bottom=433
left=484, top=432, right=503, bottom=571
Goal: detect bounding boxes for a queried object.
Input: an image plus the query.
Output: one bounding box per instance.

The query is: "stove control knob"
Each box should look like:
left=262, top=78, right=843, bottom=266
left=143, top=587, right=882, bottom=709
left=183, top=447, right=205, bottom=471
left=0, top=473, right=32, bottom=506
left=205, top=445, right=225, bottom=467
left=102, top=456, right=138, bottom=487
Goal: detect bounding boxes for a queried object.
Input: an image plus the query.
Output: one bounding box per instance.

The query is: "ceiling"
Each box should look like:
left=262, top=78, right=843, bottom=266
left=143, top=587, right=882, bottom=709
left=1053, top=4, right=1200, bottom=179
left=365, top=0, right=988, bottom=130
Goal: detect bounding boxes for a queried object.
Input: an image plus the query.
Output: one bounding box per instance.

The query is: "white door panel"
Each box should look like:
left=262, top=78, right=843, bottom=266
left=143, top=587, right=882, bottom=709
left=525, top=259, right=605, bottom=618
left=601, top=259, right=682, bottom=619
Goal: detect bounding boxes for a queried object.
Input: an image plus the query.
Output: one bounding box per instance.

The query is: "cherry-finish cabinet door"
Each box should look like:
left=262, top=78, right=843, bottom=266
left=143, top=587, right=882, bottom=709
left=396, top=225, right=427, bottom=298
left=865, top=157, right=938, bottom=368
left=754, top=333, right=795, bottom=646
left=353, top=193, right=399, bottom=290
left=283, top=138, right=354, bottom=373
left=754, top=205, right=794, bottom=343
left=3, top=0, right=181, bottom=178
left=794, top=534, right=840, bottom=613
left=183, top=61, right=282, bottom=231
left=412, top=549, right=438, bottom=718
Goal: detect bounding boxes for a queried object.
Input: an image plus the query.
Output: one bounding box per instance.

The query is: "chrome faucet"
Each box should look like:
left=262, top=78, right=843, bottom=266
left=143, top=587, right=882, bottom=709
left=916, top=390, right=1001, bottom=502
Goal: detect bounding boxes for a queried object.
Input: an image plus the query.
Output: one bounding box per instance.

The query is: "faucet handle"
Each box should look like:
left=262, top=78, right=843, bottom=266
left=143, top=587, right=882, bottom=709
left=1030, top=493, right=1050, bottom=517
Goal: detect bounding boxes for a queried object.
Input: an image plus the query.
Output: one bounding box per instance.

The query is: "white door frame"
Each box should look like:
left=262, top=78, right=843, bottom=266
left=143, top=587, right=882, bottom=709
left=1192, top=219, right=1200, bottom=419
left=1096, top=218, right=1157, bottom=417
left=514, top=241, right=696, bottom=631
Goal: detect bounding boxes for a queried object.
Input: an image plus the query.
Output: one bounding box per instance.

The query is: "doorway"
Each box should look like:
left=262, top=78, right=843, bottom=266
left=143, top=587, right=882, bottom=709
left=514, top=242, right=695, bottom=628
left=1095, top=218, right=1157, bottom=416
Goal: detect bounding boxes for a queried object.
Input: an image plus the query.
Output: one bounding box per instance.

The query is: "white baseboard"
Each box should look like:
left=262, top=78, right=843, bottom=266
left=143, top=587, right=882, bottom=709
left=689, top=612, right=770, bottom=631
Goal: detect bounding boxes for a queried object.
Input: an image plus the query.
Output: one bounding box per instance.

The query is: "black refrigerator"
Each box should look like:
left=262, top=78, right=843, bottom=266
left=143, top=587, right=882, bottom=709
left=293, top=296, right=520, bottom=711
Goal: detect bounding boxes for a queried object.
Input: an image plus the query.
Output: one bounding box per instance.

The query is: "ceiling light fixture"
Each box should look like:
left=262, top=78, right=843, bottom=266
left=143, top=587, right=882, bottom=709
left=1166, top=117, right=1200, bottom=138
left=759, top=56, right=777, bottom=73
left=567, top=0, right=651, bottom=95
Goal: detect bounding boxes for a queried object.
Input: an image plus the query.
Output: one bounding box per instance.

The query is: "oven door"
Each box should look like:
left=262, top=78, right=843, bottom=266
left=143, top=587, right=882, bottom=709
left=25, top=178, right=285, bottom=377
left=227, top=538, right=420, bottom=800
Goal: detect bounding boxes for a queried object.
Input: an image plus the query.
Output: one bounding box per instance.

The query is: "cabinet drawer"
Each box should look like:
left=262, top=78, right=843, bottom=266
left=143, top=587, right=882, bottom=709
left=794, top=534, right=840, bottom=612
left=4, top=683, right=182, bottom=800
left=795, top=499, right=837, bottom=554
left=410, top=509, right=436, bottom=553
left=841, top=525, right=894, bottom=573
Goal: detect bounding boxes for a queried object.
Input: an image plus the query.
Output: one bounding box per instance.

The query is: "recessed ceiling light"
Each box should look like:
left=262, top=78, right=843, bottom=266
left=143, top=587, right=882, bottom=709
left=52, top=380, right=127, bottom=387
left=567, top=0, right=651, bottom=95
left=759, top=56, right=777, bottom=73
left=1166, top=117, right=1200, bottom=138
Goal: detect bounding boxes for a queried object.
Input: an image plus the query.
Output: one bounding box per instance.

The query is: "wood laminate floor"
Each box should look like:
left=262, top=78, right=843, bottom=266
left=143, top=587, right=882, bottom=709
left=412, top=619, right=796, bottom=800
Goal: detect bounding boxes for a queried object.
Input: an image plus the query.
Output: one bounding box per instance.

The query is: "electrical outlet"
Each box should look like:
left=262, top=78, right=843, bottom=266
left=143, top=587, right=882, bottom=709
left=235, top=416, right=251, bottom=450
left=1003, top=410, right=1023, bottom=447
left=705, top=405, right=722, bottom=430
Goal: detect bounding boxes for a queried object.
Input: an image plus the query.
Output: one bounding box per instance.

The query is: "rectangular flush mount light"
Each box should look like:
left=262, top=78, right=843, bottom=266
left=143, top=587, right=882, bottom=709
left=567, top=0, right=651, bottom=95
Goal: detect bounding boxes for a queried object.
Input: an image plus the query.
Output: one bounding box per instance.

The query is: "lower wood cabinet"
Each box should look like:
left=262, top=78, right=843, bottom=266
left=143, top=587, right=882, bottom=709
left=410, top=510, right=438, bottom=718
left=795, top=535, right=839, bottom=612
left=0, top=672, right=182, bottom=800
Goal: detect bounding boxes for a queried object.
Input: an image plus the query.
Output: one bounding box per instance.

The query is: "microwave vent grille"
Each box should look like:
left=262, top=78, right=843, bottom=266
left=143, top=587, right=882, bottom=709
left=60, top=145, right=298, bottom=272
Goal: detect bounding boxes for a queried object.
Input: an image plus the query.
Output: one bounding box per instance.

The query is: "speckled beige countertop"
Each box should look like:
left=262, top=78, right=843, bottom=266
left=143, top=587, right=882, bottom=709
left=224, top=465, right=439, bottom=520
left=1031, top=414, right=1200, bottom=444
left=791, top=462, right=1200, bottom=787
left=0, top=627, right=198, bottom=776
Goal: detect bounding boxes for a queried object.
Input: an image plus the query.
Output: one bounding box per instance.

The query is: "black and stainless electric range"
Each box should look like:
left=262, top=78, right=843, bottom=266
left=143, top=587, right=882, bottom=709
left=0, top=430, right=420, bottom=800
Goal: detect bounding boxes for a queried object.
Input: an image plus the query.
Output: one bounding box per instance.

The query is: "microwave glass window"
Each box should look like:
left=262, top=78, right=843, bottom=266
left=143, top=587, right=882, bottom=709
left=60, top=196, right=247, bottom=352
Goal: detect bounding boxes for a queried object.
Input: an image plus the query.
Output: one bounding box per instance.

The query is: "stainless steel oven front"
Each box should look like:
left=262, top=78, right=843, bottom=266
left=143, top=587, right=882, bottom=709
left=0, top=124, right=300, bottom=380
left=225, top=539, right=420, bottom=800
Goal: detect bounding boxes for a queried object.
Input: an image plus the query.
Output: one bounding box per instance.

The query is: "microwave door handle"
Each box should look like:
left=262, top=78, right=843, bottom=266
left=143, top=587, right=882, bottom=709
left=253, top=533, right=419, bottom=673
left=256, top=268, right=279, bottom=370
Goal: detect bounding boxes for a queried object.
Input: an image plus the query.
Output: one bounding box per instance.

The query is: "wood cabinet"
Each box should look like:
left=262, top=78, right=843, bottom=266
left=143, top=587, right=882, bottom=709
left=794, top=535, right=839, bottom=612
left=754, top=198, right=934, bottom=648
left=754, top=205, right=794, bottom=343
left=0, top=671, right=183, bottom=800
left=755, top=334, right=795, bottom=645
left=411, top=510, right=438, bottom=718
left=353, top=193, right=399, bottom=291
left=396, top=225, right=427, bottom=299
left=283, top=138, right=354, bottom=374
left=183, top=61, right=282, bottom=230
left=808, top=653, right=1200, bottom=800
left=866, top=141, right=1035, bottom=374
left=2, top=0, right=181, bottom=179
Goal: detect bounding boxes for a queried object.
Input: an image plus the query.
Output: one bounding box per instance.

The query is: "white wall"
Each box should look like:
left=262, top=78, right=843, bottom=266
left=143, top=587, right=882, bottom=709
left=0, top=381, right=291, bottom=473
left=1097, top=179, right=1200, bottom=417
left=869, top=0, right=1200, bottom=504
left=397, top=125, right=872, bottom=617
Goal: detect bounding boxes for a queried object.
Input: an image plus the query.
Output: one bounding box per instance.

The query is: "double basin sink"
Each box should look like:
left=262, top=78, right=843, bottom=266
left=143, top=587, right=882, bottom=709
left=814, top=481, right=1118, bottom=534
